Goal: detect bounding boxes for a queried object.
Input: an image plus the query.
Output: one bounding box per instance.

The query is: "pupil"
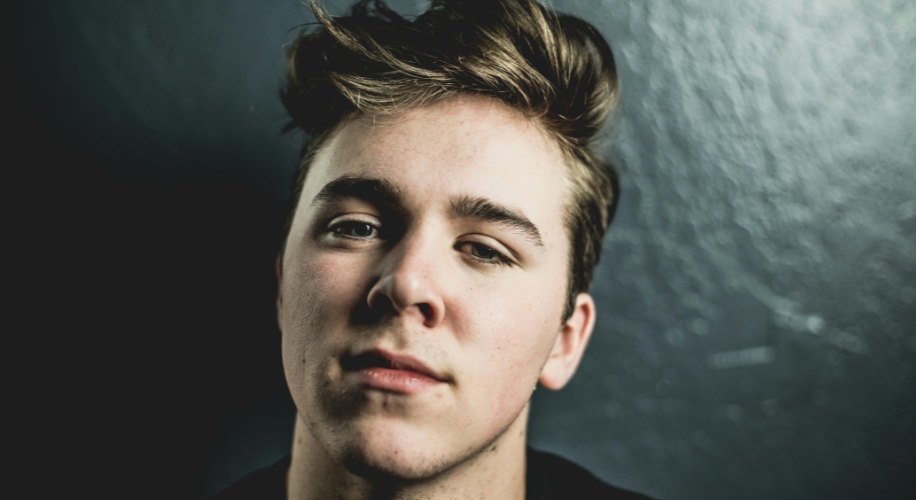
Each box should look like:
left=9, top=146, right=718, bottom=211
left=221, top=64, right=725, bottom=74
left=475, top=245, right=496, bottom=259
left=351, top=223, right=371, bottom=236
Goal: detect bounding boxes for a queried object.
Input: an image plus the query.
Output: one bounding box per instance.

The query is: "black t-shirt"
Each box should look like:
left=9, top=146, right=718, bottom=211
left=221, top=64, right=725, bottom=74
left=209, top=447, right=653, bottom=499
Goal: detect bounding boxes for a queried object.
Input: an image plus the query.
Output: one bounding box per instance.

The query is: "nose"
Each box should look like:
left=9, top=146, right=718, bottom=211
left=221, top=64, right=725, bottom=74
left=366, top=231, right=446, bottom=328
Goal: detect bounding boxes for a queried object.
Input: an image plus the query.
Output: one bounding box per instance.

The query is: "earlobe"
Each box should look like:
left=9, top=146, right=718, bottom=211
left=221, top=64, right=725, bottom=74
left=538, top=293, right=597, bottom=390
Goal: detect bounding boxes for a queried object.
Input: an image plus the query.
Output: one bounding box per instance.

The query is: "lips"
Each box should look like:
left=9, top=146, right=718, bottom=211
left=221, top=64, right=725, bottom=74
left=341, top=349, right=446, bottom=394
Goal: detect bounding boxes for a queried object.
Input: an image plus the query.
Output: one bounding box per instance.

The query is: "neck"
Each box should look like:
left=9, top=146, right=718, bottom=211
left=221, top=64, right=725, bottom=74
left=286, top=406, right=530, bottom=500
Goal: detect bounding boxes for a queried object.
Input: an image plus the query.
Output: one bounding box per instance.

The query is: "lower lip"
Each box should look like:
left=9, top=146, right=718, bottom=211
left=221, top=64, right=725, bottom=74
left=354, top=367, right=443, bottom=394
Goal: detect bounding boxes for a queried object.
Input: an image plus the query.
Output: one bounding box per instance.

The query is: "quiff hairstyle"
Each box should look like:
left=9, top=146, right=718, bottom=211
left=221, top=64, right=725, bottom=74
left=281, top=0, right=620, bottom=321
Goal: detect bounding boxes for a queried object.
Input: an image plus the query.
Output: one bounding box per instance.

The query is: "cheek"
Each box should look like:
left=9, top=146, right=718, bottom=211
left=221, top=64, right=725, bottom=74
left=280, top=253, right=372, bottom=374
left=451, top=276, right=564, bottom=411
left=451, top=266, right=564, bottom=337
left=283, top=252, right=368, bottom=320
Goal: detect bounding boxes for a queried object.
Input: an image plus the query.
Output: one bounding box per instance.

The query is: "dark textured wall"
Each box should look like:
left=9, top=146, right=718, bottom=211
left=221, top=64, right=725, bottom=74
left=527, top=2, right=916, bottom=500
left=10, top=1, right=915, bottom=499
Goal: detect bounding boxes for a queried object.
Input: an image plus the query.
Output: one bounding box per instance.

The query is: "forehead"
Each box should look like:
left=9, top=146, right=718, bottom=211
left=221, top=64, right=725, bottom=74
left=301, top=96, right=570, bottom=238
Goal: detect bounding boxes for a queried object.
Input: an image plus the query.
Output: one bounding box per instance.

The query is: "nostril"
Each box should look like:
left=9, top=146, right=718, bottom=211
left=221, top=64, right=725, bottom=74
left=369, top=292, right=394, bottom=312
left=364, top=272, right=443, bottom=326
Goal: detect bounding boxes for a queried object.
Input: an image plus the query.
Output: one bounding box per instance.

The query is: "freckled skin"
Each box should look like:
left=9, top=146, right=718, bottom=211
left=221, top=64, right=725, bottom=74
left=278, top=96, right=596, bottom=499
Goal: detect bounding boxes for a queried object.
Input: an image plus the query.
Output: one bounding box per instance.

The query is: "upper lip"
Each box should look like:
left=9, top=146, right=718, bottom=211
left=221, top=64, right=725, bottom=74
left=342, top=348, right=447, bottom=382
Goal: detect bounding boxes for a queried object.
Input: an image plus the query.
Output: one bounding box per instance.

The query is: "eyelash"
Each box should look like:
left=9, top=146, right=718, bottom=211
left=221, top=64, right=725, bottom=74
left=457, top=242, right=514, bottom=267
left=325, top=220, right=514, bottom=267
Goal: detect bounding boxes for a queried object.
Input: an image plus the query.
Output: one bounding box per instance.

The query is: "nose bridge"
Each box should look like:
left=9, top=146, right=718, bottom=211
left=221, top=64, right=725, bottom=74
left=369, top=222, right=445, bottom=325
left=386, top=227, right=435, bottom=292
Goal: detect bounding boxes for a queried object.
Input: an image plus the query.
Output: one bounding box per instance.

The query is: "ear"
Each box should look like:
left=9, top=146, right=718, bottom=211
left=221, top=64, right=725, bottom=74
left=538, top=293, right=597, bottom=390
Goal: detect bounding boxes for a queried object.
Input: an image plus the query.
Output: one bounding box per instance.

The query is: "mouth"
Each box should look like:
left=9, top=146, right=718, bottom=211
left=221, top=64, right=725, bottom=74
left=341, top=349, right=447, bottom=394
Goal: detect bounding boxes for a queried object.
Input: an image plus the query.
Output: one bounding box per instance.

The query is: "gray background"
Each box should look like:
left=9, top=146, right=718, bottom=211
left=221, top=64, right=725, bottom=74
left=9, top=1, right=915, bottom=499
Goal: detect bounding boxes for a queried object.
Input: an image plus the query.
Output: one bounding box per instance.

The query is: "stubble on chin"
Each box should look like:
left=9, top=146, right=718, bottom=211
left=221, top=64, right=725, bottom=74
left=300, top=392, right=532, bottom=485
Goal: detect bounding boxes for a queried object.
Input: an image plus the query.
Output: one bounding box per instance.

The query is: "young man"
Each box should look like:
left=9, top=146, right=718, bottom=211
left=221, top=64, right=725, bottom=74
left=214, top=0, right=650, bottom=498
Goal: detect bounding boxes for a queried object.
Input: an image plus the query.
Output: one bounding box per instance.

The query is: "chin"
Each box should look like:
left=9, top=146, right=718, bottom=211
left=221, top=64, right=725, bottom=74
left=333, top=417, right=463, bottom=482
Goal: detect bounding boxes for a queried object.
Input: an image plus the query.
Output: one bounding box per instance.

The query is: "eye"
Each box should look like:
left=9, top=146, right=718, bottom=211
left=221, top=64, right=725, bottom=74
left=329, top=220, right=378, bottom=239
left=457, top=242, right=514, bottom=267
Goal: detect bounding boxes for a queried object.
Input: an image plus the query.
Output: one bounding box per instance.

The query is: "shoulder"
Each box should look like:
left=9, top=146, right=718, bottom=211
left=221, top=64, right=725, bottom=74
left=207, top=455, right=290, bottom=500
left=526, top=447, right=655, bottom=500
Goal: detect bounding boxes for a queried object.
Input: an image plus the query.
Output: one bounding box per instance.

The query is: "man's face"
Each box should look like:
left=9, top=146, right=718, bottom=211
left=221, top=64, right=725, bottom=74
left=278, top=96, right=577, bottom=479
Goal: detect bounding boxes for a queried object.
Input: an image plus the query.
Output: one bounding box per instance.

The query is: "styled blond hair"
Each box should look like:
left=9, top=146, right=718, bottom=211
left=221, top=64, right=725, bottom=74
left=281, top=0, right=620, bottom=321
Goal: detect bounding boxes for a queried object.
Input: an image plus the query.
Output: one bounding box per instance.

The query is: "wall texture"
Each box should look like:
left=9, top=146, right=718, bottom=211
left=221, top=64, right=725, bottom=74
left=527, top=2, right=916, bottom=500
left=10, top=1, right=915, bottom=499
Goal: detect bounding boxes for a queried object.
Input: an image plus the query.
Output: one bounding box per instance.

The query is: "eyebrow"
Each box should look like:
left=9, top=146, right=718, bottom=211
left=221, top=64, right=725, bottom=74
left=311, top=175, right=403, bottom=210
left=450, top=195, right=544, bottom=247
